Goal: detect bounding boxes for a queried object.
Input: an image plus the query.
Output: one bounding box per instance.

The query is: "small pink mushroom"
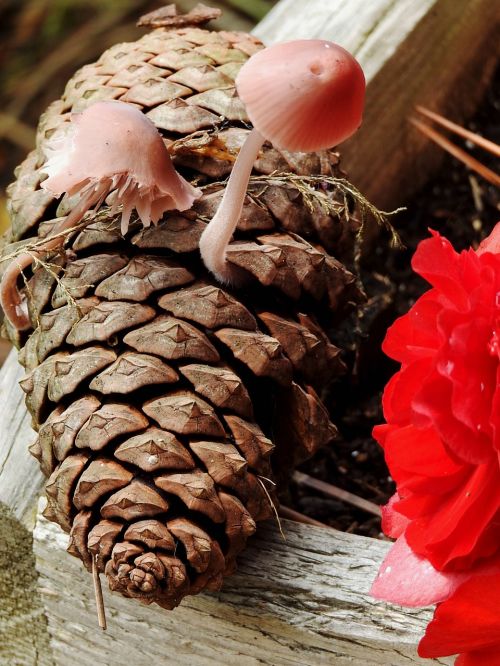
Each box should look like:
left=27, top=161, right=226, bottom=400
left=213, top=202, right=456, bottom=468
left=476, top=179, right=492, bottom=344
left=1, top=100, right=200, bottom=330
left=199, top=39, right=365, bottom=283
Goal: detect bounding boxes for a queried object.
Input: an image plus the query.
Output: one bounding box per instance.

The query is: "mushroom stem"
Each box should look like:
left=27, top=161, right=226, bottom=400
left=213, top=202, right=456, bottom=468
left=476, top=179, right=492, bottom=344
left=199, top=127, right=264, bottom=283
left=0, top=181, right=109, bottom=330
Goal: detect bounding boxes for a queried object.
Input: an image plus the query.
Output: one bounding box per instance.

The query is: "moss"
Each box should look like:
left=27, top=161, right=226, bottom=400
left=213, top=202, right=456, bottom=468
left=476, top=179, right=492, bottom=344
left=0, top=504, right=54, bottom=666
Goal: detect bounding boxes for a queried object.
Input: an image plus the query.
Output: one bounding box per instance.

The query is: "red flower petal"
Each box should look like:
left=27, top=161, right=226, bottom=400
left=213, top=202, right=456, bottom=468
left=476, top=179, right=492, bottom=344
left=370, top=535, right=469, bottom=607
left=405, top=462, right=500, bottom=570
left=456, top=647, right=500, bottom=666
left=383, top=291, right=441, bottom=362
left=418, top=568, right=500, bottom=658
left=381, top=493, right=408, bottom=538
left=477, top=222, right=500, bottom=256
left=411, top=232, right=470, bottom=311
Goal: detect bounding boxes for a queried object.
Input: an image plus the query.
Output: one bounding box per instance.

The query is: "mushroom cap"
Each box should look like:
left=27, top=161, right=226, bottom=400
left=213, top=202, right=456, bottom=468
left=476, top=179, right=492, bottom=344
left=42, top=100, right=200, bottom=233
left=235, top=39, right=365, bottom=152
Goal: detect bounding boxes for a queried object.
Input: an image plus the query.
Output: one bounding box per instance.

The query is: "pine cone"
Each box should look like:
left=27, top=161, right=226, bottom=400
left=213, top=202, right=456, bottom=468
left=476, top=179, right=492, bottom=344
left=1, top=8, right=364, bottom=610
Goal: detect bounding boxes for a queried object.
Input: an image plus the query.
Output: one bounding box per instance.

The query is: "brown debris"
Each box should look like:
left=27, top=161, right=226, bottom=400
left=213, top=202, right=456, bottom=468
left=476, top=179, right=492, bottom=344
left=115, top=428, right=195, bottom=473
left=137, top=4, right=222, bottom=29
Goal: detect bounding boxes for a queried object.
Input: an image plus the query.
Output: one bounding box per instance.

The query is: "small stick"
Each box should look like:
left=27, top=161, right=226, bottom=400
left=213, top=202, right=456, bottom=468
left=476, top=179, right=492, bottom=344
left=279, top=505, right=331, bottom=529
left=410, top=117, right=500, bottom=187
left=92, top=556, right=107, bottom=631
left=415, top=106, right=500, bottom=157
left=293, top=471, right=381, bottom=518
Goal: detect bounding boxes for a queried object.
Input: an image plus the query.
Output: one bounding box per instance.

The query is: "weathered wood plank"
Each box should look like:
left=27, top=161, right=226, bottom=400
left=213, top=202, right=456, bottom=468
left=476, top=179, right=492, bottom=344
left=255, top=0, right=500, bottom=208
left=0, top=352, right=54, bottom=666
left=0, top=351, right=43, bottom=528
left=34, top=509, right=452, bottom=665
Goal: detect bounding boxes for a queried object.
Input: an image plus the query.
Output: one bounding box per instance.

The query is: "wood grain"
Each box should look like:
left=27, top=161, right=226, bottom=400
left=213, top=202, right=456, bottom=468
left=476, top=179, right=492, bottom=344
left=34, top=509, right=453, bottom=665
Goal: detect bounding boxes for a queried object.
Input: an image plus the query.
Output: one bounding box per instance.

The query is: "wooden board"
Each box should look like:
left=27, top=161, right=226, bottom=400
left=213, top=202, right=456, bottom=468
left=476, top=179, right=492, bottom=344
left=255, top=0, right=500, bottom=208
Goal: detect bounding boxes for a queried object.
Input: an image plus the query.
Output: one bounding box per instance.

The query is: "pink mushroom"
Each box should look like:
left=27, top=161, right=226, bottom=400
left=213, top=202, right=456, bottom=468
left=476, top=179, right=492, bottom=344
left=1, top=100, right=201, bottom=330
left=199, top=39, right=365, bottom=283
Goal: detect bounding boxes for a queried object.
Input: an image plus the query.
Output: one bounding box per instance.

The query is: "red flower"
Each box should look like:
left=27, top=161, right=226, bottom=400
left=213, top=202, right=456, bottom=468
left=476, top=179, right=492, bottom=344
left=374, top=228, right=500, bottom=572
left=419, top=571, right=500, bottom=665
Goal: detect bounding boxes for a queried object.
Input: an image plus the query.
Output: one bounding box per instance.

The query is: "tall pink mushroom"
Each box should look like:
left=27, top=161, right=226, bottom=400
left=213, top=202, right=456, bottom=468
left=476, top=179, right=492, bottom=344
left=199, top=39, right=366, bottom=283
left=1, top=100, right=200, bottom=330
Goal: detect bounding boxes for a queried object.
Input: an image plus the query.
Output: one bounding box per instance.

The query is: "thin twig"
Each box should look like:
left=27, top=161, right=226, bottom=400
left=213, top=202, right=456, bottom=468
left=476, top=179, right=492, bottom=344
left=410, top=117, right=500, bottom=187
left=279, top=505, right=332, bottom=529
left=257, top=476, right=285, bottom=541
left=293, top=471, right=381, bottom=518
left=415, top=106, right=500, bottom=157
left=92, top=556, right=107, bottom=631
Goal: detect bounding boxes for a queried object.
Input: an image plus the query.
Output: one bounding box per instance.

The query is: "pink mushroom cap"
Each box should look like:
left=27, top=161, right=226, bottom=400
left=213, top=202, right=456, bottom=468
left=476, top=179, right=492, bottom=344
left=235, top=39, right=365, bottom=153
left=42, top=100, right=201, bottom=234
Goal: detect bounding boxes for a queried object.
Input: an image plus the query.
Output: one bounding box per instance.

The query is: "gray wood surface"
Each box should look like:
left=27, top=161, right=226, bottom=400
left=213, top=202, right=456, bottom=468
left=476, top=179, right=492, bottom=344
left=255, top=0, right=500, bottom=209
left=35, top=508, right=453, bottom=666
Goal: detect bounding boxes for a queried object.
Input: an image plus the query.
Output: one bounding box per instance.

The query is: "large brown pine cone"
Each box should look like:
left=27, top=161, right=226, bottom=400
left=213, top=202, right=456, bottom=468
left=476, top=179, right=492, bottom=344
left=1, top=7, right=364, bottom=610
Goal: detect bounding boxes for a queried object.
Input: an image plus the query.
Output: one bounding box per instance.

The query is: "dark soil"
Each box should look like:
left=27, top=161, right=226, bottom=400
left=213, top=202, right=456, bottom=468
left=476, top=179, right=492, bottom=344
left=290, top=64, right=500, bottom=539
